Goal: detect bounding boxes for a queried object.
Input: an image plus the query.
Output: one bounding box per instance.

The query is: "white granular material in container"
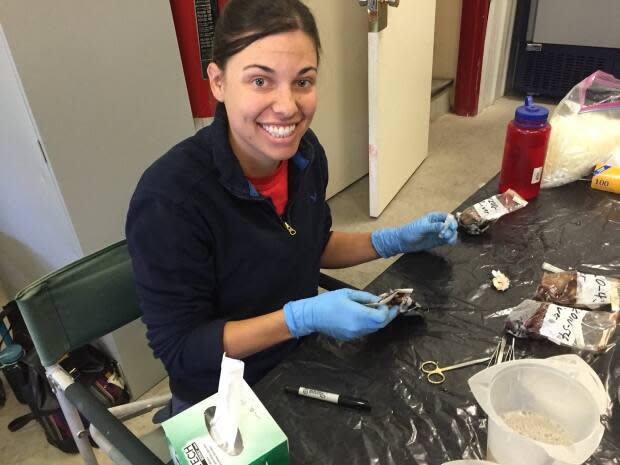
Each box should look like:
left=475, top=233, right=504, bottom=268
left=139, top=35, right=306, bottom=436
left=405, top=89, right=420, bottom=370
left=502, top=410, right=573, bottom=446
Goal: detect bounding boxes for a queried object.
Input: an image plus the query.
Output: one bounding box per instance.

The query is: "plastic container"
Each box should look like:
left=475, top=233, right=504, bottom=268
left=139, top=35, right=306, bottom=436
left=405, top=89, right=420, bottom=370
left=499, top=96, right=551, bottom=200
left=469, top=355, right=608, bottom=465
left=0, top=343, right=28, bottom=404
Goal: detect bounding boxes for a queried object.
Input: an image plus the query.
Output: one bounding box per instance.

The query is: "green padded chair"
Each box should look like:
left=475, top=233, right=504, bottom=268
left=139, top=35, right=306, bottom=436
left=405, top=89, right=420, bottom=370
left=15, top=240, right=169, bottom=465
left=14, top=239, right=350, bottom=465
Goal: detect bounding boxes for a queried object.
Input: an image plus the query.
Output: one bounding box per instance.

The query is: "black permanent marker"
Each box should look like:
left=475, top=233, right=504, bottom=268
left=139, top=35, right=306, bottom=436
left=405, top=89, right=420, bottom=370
left=284, top=386, right=371, bottom=411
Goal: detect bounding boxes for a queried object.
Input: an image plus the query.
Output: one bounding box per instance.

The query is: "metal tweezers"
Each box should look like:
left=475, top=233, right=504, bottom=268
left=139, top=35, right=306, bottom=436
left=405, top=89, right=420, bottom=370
left=488, top=334, right=516, bottom=366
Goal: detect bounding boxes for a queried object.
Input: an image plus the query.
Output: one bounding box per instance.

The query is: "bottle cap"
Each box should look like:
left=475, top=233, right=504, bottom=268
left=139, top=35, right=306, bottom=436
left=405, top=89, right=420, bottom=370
left=515, top=95, right=549, bottom=124
left=0, top=344, right=24, bottom=365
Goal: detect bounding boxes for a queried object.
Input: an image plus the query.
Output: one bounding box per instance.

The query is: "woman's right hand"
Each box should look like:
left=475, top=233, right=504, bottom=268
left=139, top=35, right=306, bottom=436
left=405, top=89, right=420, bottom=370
left=283, top=288, right=398, bottom=340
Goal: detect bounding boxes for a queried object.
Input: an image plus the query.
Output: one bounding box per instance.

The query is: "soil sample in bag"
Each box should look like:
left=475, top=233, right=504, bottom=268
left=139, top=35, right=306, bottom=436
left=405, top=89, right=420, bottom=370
left=534, top=271, right=620, bottom=311
left=504, top=299, right=618, bottom=352
left=457, top=189, right=528, bottom=235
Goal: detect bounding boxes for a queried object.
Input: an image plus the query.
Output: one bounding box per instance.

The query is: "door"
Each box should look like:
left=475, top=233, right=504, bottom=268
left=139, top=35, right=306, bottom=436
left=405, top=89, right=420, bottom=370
left=366, top=1, right=437, bottom=216
left=303, top=0, right=369, bottom=199
left=0, top=24, right=82, bottom=295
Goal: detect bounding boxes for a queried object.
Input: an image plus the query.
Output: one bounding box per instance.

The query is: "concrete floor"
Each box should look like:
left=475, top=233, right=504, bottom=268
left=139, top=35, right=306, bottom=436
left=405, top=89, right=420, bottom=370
left=0, top=96, right=541, bottom=465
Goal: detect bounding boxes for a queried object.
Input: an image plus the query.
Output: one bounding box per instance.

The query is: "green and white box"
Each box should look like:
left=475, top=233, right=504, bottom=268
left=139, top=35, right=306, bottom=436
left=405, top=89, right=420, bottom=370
left=162, top=378, right=289, bottom=465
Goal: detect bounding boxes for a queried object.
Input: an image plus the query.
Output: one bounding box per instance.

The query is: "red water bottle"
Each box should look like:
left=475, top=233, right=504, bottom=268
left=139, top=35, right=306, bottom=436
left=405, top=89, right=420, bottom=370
left=498, top=96, right=551, bottom=200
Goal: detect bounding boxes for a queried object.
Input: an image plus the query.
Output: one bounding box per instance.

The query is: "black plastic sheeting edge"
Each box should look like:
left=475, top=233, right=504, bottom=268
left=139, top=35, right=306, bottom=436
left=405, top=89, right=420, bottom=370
left=255, top=175, right=620, bottom=465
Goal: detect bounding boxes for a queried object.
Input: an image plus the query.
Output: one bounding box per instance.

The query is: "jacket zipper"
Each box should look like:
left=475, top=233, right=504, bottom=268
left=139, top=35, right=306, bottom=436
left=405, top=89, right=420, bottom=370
left=280, top=162, right=310, bottom=236
left=250, top=195, right=297, bottom=236
left=282, top=219, right=297, bottom=236
left=241, top=157, right=310, bottom=236
left=266, top=168, right=308, bottom=236
left=264, top=199, right=297, bottom=236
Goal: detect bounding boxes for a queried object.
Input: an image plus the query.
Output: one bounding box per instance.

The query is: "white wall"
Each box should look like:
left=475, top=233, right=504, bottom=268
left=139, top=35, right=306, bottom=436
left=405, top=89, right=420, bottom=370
left=0, top=1, right=196, bottom=397
left=433, top=0, right=462, bottom=80
left=0, top=25, right=82, bottom=297
left=533, top=0, right=620, bottom=48
left=304, top=0, right=368, bottom=199
left=0, top=0, right=195, bottom=255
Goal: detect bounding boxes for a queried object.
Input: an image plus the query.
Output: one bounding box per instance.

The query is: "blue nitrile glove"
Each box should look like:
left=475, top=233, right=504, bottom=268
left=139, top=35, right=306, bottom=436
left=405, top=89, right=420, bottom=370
left=283, top=288, right=398, bottom=340
left=371, top=212, right=458, bottom=258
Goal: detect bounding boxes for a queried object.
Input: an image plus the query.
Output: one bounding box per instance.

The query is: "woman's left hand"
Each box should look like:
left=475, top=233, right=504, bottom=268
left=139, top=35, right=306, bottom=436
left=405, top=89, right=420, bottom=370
left=371, top=212, right=458, bottom=258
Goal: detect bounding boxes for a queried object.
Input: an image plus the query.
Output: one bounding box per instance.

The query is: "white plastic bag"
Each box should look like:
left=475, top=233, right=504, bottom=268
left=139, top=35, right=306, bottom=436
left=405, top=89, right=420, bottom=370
left=542, top=71, right=620, bottom=188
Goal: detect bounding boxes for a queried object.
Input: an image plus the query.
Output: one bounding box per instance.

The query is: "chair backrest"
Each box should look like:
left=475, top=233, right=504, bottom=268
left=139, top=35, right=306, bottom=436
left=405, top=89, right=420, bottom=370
left=15, top=240, right=141, bottom=367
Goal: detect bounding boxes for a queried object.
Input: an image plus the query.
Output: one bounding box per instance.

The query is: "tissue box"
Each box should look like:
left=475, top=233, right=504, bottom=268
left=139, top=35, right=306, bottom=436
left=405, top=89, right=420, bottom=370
left=162, top=379, right=289, bottom=465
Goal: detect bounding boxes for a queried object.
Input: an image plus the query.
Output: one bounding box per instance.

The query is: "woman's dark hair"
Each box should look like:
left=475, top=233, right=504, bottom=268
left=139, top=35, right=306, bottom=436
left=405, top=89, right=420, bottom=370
left=212, top=0, right=322, bottom=69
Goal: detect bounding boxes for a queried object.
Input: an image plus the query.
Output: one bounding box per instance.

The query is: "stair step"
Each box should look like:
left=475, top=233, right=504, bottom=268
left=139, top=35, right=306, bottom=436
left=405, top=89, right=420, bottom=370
left=431, top=78, right=453, bottom=97
left=430, top=79, right=453, bottom=121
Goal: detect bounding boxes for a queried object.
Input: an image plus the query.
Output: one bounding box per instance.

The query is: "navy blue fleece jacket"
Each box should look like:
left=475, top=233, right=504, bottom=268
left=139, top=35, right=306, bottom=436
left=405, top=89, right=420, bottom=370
left=126, top=105, right=332, bottom=402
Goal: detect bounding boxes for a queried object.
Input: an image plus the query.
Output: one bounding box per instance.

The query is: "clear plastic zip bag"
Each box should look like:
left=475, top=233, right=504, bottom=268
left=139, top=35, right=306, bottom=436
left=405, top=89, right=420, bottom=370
left=504, top=299, right=618, bottom=352
left=542, top=70, right=620, bottom=188
left=456, top=189, right=528, bottom=235
left=534, top=271, right=620, bottom=311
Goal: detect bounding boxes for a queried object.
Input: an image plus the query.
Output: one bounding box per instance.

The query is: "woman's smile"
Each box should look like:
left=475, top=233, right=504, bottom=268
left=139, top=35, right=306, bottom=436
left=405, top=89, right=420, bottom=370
left=258, top=122, right=298, bottom=140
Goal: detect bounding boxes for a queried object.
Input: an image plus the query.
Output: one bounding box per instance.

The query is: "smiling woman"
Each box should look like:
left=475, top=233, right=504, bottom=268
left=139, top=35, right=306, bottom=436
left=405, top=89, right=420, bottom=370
left=207, top=30, right=319, bottom=177
left=126, top=0, right=458, bottom=417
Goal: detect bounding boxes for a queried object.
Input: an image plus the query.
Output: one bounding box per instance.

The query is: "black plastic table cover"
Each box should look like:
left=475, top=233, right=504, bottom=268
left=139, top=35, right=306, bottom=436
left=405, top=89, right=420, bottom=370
left=254, top=176, right=620, bottom=465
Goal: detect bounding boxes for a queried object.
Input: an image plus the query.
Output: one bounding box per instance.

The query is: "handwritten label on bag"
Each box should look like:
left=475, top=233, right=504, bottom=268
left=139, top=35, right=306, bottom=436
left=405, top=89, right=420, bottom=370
left=472, top=196, right=509, bottom=221
left=576, top=272, right=610, bottom=307
left=540, top=304, right=586, bottom=348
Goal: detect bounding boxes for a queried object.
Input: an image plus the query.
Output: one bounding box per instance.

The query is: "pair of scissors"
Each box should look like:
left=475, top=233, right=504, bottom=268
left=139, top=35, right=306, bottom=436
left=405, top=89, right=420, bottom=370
left=421, top=356, right=492, bottom=384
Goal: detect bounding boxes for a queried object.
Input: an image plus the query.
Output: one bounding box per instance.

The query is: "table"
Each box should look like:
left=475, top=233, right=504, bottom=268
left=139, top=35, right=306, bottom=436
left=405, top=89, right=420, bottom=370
left=254, top=176, right=620, bottom=465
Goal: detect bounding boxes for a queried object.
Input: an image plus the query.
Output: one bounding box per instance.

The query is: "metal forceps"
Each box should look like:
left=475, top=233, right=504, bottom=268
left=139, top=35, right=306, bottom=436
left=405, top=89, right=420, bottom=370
left=421, top=356, right=492, bottom=385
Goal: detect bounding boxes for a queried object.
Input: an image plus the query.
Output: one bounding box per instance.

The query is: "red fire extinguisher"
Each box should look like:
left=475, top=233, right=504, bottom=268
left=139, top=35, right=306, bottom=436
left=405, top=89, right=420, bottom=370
left=169, top=0, right=229, bottom=118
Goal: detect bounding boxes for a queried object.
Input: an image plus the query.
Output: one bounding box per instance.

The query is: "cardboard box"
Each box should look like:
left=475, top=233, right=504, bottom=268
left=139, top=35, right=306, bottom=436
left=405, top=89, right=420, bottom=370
left=162, top=379, right=289, bottom=465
